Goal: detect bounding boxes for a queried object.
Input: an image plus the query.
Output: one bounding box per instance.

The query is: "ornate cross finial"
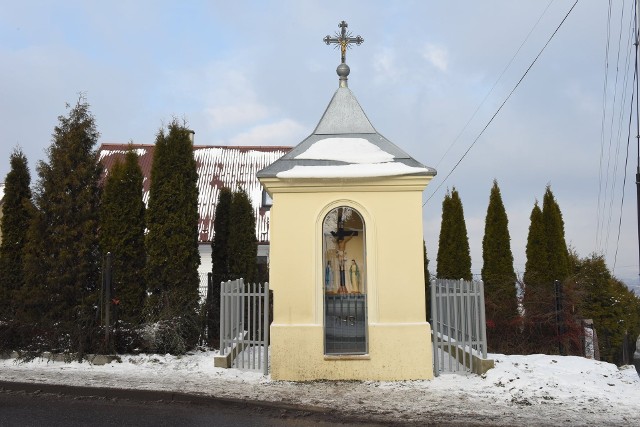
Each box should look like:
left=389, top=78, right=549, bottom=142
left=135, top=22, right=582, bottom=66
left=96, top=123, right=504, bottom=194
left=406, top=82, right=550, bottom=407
left=323, top=20, right=364, bottom=64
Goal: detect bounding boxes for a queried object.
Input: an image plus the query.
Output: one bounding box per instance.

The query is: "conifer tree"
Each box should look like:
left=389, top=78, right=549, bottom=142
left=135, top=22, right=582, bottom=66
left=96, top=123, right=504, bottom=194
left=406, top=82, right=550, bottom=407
left=522, top=186, right=569, bottom=348
left=208, top=187, right=233, bottom=343
left=20, top=203, right=48, bottom=325
left=481, top=180, right=517, bottom=352
left=571, top=254, right=640, bottom=364
left=100, top=148, right=146, bottom=324
left=542, top=186, right=569, bottom=284
left=481, top=181, right=517, bottom=323
left=436, top=192, right=452, bottom=278
left=145, top=120, right=200, bottom=352
left=522, top=192, right=572, bottom=354
left=228, top=189, right=257, bottom=284
left=22, top=97, right=103, bottom=353
left=0, top=148, right=32, bottom=320
left=522, top=201, right=548, bottom=322
left=211, top=188, right=233, bottom=288
left=424, top=241, right=431, bottom=322
left=436, top=188, right=472, bottom=281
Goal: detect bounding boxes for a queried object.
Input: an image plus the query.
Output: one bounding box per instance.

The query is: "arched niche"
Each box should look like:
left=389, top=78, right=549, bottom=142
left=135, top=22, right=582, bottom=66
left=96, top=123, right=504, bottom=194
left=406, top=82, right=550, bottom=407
left=322, top=206, right=367, bottom=355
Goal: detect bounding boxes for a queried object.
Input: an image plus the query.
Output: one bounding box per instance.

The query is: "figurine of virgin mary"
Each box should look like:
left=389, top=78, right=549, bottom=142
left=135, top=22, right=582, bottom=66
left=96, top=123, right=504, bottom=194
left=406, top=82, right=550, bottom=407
left=349, top=259, right=361, bottom=293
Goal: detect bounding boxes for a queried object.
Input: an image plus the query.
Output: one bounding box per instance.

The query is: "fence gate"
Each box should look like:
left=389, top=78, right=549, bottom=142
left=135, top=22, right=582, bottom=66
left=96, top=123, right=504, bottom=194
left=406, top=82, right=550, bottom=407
left=430, top=279, right=490, bottom=376
left=218, top=278, right=270, bottom=374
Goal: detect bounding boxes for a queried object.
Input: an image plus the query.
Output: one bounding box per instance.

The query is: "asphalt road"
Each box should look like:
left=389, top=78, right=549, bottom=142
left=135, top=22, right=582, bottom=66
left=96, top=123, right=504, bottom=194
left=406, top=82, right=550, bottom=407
left=0, top=388, right=381, bottom=427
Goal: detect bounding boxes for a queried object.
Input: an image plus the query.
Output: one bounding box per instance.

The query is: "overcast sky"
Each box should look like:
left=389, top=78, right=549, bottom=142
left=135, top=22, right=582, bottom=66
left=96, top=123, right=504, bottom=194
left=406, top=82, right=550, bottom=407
left=1, top=1, right=638, bottom=287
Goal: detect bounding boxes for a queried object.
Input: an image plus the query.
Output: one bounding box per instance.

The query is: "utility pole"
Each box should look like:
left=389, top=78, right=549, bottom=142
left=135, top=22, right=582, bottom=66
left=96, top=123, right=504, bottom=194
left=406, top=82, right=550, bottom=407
left=105, top=252, right=112, bottom=352
left=634, top=0, right=640, bottom=275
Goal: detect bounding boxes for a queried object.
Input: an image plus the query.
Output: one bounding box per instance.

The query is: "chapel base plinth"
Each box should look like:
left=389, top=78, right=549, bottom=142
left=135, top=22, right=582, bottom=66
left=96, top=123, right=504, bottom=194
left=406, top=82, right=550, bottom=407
left=269, top=322, right=434, bottom=381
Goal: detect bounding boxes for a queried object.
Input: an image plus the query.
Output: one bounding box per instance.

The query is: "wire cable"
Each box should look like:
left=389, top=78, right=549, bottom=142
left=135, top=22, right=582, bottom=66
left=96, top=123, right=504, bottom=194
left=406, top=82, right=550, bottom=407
left=423, top=0, right=580, bottom=206
left=596, top=0, right=614, bottom=251
left=613, top=59, right=636, bottom=271
left=433, top=0, right=555, bottom=169
left=603, top=3, right=632, bottom=252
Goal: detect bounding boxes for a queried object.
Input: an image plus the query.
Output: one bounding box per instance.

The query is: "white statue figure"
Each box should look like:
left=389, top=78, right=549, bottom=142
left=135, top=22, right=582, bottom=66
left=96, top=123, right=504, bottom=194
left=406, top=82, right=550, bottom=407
left=349, top=259, right=361, bottom=293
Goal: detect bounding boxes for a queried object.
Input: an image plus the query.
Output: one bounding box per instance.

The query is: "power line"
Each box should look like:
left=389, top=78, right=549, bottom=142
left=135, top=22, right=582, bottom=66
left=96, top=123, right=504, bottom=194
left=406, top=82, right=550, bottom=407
left=423, top=0, right=580, bottom=206
left=602, top=2, right=633, bottom=253
left=433, top=0, right=555, bottom=169
left=613, top=60, right=636, bottom=271
left=596, top=0, right=614, bottom=251
left=598, top=0, right=624, bottom=251
left=594, top=1, right=637, bottom=260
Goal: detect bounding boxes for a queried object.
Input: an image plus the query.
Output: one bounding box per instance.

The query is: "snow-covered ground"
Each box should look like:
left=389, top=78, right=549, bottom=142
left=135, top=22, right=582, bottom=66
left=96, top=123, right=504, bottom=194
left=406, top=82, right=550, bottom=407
left=1, top=352, right=639, bottom=425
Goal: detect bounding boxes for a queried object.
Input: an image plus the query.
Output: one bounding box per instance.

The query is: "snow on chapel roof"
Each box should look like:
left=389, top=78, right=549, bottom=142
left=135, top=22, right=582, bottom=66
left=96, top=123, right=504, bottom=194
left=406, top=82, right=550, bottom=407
left=257, top=28, right=435, bottom=180
left=257, top=86, right=434, bottom=179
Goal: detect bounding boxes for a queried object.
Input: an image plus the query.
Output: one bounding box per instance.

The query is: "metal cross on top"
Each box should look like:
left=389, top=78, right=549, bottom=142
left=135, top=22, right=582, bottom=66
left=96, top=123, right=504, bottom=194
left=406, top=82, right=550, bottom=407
left=323, top=20, right=364, bottom=64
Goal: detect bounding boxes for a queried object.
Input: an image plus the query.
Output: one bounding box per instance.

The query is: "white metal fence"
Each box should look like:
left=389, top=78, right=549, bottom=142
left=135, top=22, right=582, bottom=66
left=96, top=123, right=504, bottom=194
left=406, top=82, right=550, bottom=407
left=431, top=278, right=488, bottom=376
left=219, top=278, right=270, bottom=374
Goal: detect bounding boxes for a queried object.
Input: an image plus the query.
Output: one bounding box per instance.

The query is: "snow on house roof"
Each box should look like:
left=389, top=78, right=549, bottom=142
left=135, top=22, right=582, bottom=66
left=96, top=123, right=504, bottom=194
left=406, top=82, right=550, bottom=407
left=98, top=144, right=291, bottom=243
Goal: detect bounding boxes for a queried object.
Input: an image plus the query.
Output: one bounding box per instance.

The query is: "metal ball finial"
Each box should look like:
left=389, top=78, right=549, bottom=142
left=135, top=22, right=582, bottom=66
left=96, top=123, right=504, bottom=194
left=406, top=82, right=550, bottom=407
left=337, top=63, right=350, bottom=78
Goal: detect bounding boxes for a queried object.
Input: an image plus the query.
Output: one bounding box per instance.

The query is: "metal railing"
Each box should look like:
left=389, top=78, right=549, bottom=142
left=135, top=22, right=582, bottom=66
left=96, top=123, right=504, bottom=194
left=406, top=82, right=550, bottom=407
left=198, top=273, right=209, bottom=302
left=431, top=278, right=488, bottom=376
left=324, top=294, right=367, bottom=355
left=219, top=278, right=270, bottom=374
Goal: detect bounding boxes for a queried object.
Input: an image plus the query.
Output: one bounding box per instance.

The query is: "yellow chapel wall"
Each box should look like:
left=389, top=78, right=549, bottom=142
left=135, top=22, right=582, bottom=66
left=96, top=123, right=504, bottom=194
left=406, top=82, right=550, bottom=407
left=264, top=176, right=434, bottom=381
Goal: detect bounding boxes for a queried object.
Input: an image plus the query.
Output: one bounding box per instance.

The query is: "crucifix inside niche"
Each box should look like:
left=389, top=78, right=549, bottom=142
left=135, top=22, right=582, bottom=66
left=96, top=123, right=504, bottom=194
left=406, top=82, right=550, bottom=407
left=330, top=208, right=360, bottom=294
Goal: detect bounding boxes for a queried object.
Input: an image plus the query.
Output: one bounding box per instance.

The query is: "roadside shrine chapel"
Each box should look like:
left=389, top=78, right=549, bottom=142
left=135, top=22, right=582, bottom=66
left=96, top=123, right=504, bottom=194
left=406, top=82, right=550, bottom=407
left=257, top=21, right=437, bottom=381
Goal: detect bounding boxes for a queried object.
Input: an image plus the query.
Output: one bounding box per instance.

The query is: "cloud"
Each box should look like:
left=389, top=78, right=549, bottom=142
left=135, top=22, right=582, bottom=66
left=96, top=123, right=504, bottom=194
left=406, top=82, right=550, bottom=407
left=206, top=103, right=269, bottom=129
left=162, top=63, right=277, bottom=133
left=372, top=48, right=401, bottom=83
left=228, top=119, right=306, bottom=147
left=422, top=43, right=449, bottom=72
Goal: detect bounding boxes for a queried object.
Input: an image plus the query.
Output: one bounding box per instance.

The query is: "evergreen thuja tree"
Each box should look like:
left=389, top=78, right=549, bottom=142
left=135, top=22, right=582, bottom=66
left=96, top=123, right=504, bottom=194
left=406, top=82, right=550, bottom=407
left=424, top=241, right=431, bottom=322
left=539, top=186, right=571, bottom=354
left=481, top=180, right=517, bottom=352
left=522, top=202, right=547, bottom=324
left=436, top=192, right=452, bottom=279
left=522, top=188, right=572, bottom=355
left=542, top=186, right=570, bottom=284
left=145, top=120, right=200, bottom=354
left=22, top=97, right=103, bottom=356
left=436, top=188, right=472, bottom=281
left=208, top=187, right=232, bottom=344
left=229, top=188, right=257, bottom=284
left=0, top=149, right=32, bottom=323
left=524, top=188, right=569, bottom=341
left=21, top=202, right=48, bottom=327
left=211, top=188, right=232, bottom=287
left=100, top=148, right=146, bottom=326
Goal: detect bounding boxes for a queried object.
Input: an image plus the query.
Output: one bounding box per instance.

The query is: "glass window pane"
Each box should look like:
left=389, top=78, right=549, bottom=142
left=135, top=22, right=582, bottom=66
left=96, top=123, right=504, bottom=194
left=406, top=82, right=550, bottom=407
left=323, top=207, right=367, bottom=355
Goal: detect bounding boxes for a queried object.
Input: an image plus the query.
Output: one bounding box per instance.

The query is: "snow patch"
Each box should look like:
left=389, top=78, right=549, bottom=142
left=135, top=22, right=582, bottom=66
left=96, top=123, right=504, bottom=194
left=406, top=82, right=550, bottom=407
left=277, top=163, right=429, bottom=178
left=294, top=137, right=394, bottom=164
left=98, top=148, right=147, bottom=161
left=1, top=352, right=638, bottom=425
